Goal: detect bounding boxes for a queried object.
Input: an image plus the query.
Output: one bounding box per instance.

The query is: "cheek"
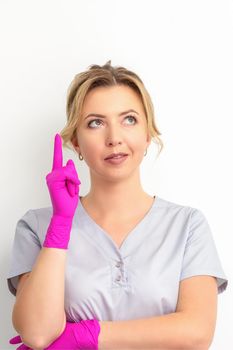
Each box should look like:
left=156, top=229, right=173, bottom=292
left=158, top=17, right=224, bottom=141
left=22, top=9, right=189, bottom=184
left=82, top=140, right=103, bottom=162
left=129, top=133, right=147, bottom=151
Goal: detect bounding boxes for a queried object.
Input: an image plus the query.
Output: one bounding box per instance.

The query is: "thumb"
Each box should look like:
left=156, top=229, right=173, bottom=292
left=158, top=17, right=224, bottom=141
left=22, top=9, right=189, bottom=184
left=66, top=159, right=74, bottom=167
left=66, top=160, right=79, bottom=196
left=66, top=159, right=81, bottom=184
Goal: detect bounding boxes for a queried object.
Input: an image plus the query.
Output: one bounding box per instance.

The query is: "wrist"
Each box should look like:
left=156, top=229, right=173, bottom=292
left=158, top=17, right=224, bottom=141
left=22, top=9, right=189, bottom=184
left=98, top=321, right=110, bottom=350
left=51, top=214, right=74, bottom=225
left=43, top=214, right=73, bottom=249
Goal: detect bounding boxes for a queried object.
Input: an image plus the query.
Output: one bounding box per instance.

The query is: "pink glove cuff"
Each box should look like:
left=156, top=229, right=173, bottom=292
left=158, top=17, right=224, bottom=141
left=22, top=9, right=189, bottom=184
left=73, top=319, right=100, bottom=349
left=43, top=215, right=73, bottom=249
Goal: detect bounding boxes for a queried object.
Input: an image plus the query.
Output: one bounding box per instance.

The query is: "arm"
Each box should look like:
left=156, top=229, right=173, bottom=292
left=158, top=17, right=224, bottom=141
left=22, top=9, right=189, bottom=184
left=98, top=275, right=218, bottom=350
left=12, top=249, right=67, bottom=350
left=12, top=134, right=81, bottom=350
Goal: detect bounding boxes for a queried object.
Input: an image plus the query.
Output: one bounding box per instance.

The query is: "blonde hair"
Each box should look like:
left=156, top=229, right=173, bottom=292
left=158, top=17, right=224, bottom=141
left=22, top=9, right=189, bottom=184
left=60, top=60, right=163, bottom=157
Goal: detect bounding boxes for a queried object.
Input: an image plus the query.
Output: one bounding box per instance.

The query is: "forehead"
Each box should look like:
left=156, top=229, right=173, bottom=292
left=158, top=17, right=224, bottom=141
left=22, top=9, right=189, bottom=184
left=81, top=85, right=145, bottom=114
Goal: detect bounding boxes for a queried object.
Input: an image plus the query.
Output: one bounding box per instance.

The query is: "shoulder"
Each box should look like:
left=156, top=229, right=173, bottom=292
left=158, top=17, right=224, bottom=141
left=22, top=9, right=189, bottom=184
left=32, top=206, right=53, bottom=234
left=154, top=196, right=199, bottom=218
left=16, top=206, right=53, bottom=244
left=32, top=206, right=53, bottom=220
left=22, top=206, right=53, bottom=228
left=154, top=197, right=208, bottom=240
left=19, top=206, right=53, bottom=222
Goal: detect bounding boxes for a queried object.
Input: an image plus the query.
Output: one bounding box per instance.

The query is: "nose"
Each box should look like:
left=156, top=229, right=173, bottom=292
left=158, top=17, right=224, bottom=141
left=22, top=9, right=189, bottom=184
left=105, top=124, right=123, bottom=147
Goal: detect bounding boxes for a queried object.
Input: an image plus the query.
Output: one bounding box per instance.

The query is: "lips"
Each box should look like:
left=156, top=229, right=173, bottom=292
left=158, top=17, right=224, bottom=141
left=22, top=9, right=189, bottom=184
left=105, top=152, right=128, bottom=160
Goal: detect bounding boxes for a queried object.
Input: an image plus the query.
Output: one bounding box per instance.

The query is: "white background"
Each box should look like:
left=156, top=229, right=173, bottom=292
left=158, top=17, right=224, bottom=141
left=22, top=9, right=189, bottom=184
left=0, top=0, right=232, bottom=348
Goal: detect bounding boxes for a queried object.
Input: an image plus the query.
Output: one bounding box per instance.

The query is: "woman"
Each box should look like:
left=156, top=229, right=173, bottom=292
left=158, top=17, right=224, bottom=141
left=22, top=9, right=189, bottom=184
left=8, top=61, right=228, bottom=349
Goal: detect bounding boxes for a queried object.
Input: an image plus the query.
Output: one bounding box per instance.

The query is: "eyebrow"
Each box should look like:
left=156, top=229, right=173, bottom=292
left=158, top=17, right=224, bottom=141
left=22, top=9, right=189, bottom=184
left=84, top=109, right=139, bottom=120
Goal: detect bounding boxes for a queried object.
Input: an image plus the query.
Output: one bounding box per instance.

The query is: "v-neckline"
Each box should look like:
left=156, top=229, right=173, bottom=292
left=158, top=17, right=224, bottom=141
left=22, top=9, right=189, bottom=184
left=78, top=195, right=158, bottom=251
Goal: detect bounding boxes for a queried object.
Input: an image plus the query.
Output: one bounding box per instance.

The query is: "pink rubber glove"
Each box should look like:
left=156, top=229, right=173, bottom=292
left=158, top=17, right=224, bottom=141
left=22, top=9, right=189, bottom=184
left=43, top=133, right=81, bottom=249
left=9, top=319, right=100, bottom=349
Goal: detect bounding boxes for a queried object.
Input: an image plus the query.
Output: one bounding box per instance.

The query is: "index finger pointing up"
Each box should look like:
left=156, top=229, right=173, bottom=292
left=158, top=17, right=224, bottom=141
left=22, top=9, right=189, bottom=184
left=52, top=133, right=63, bottom=170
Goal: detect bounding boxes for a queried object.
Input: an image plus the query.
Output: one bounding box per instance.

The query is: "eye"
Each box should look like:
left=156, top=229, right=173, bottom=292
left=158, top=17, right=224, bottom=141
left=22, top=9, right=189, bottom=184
left=87, top=119, right=103, bottom=128
left=124, top=115, right=137, bottom=124
left=87, top=115, right=137, bottom=129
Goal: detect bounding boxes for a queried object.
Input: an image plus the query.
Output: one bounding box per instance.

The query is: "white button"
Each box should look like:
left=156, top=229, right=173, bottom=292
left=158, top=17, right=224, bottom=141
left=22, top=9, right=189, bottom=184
left=115, top=275, right=121, bottom=282
left=115, top=262, right=121, bottom=268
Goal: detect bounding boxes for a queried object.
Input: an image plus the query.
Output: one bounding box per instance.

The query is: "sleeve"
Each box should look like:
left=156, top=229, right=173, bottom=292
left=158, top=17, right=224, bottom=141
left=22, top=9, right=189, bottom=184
left=180, top=208, right=228, bottom=294
left=7, top=209, right=42, bottom=296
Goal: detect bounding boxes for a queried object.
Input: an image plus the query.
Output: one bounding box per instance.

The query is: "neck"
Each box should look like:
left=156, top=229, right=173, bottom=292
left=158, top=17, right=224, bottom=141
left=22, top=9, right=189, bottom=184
left=81, top=170, right=153, bottom=219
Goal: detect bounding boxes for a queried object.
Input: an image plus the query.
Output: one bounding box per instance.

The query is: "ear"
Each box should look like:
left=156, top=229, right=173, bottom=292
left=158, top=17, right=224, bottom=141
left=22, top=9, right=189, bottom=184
left=71, top=136, right=80, bottom=154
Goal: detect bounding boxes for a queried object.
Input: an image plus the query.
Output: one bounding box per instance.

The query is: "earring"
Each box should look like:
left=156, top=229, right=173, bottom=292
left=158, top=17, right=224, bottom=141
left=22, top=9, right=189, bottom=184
left=144, top=149, right=147, bottom=157
left=79, top=153, right=83, bottom=161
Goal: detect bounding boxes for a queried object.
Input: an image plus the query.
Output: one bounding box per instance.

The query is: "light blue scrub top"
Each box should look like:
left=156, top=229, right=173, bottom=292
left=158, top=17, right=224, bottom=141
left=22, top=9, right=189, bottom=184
left=7, top=196, right=228, bottom=322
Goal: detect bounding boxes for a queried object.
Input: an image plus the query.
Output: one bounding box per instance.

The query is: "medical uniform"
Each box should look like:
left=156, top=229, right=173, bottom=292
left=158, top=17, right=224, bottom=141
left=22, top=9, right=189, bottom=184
left=7, top=196, right=228, bottom=322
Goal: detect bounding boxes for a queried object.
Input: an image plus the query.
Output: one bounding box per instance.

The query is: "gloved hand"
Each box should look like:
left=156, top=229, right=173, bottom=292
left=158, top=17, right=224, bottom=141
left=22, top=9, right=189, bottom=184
left=43, top=133, right=81, bottom=249
left=9, top=319, right=100, bottom=349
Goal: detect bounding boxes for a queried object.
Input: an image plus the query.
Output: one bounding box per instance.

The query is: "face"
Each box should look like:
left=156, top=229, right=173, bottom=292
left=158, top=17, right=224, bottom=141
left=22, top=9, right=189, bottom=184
left=73, top=84, right=151, bottom=181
